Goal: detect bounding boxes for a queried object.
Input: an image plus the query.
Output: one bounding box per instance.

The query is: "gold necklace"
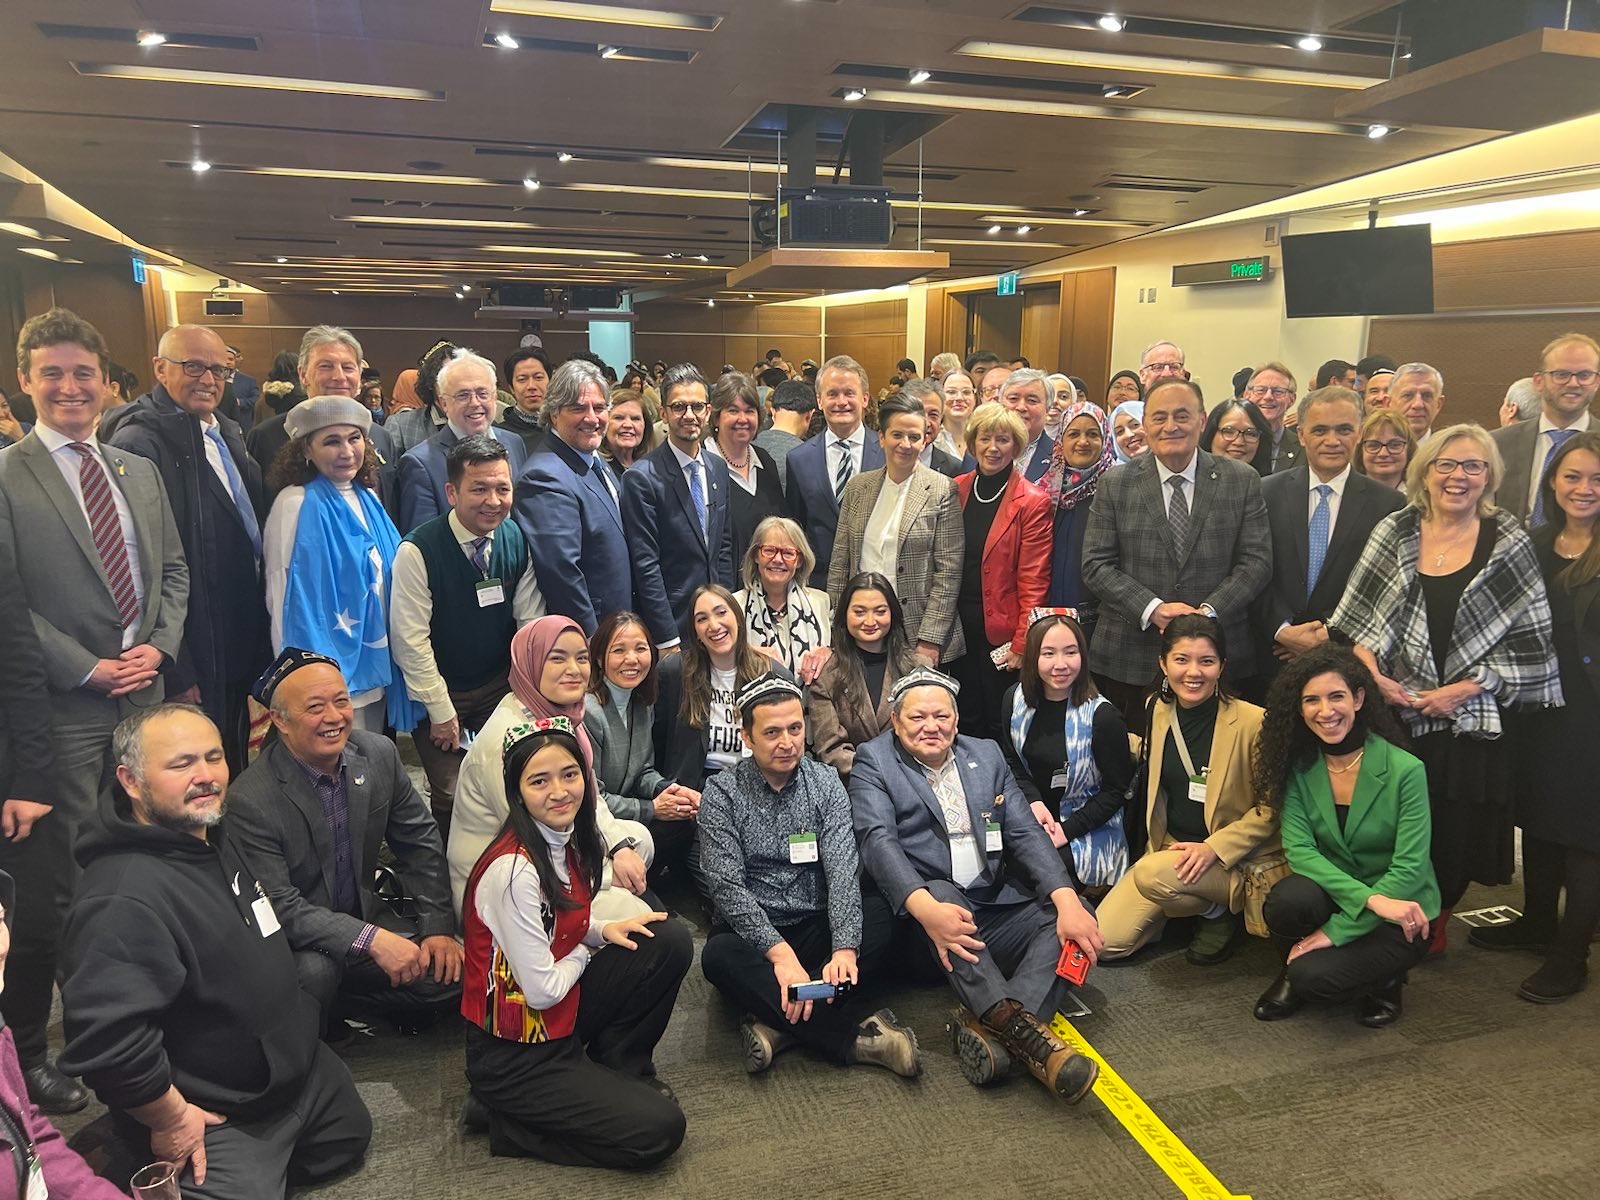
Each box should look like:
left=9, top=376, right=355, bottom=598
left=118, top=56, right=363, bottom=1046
left=1326, top=750, right=1365, bottom=775
left=1425, top=520, right=1476, bottom=569
left=1555, top=528, right=1592, bottom=560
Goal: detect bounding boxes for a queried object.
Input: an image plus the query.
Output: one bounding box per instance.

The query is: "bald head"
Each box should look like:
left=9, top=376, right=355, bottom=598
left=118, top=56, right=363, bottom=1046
left=153, top=325, right=229, bottom=416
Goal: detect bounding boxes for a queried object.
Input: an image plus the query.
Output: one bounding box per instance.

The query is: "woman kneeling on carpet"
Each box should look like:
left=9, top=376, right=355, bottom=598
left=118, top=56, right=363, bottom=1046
left=1251, top=646, right=1439, bottom=1028
left=461, top=718, right=692, bottom=1167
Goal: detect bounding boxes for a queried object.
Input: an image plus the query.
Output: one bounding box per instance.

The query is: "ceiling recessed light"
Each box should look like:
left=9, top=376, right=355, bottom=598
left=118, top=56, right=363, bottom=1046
left=18, top=247, right=63, bottom=261
left=136, top=30, right=167, bottom=47
left=494, top=32, right=520, bottom=49
left=696, top=253, right=710, bottom=262
left=486, top=1, right=721, bottom=33
left=1366, top=123, right=1392, bottom=139
left=958, top=40, right=1378, bottom=89
left=1072, top=208, right=1090, bottom=216
left=1297, top=35, right=1323, bottom=52
left=275, top=255, right=288, bottom=263
left=843, top=88, right=866, bottom=102
left=908, top=68, right=931, bottom=85
left=1101, top=83, right=1136, bottom=98
left=599, top=43, right=620, bottom=58
left=556, top=151, right=574, bottom=162
left=1097, top=14, right=1125, bottom=33
left=706, top=298, right=715, bottom=307
left=986, top=224, right=1002, bottom=235
left=0, top=221, right=43, bottom=239
left=524, top=176, right=541, bottom=189
left=191, top=159, right=211, bottom=172
left=746, top=292, right=754, bottom=299
left=331, top=289, right=340, bottom=294
left=72, top=62, right=446, bottom=101
left=1016, top=224, right=1032, bottom=235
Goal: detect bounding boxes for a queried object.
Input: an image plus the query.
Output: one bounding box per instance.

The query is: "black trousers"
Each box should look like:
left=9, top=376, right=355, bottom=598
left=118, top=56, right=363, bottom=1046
left=948, top=613, right=1015, bottom=744
left=1265, top=874, right=1426, bottom=1003
left=1521, top=834, right=1600, bottom=962
left=464, top=917, right=692, bottom=1168
left=219, top=677, right=255, bottom=780
left=699, top=889, right=897, bottom=1062
left=917, top=878, right=1066, bottom=1017
left=294, top=911, right=461, bottom=1035
left=1094, top=675, right=1152, bottom=737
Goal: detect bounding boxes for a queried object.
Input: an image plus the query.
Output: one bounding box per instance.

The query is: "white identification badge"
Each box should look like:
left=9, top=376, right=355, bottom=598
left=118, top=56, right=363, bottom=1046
left=1049, top=768, right=1071, bottom=792
left=788, top=832, right=818, bottom=864
left=475, top=578, right=506, bottom=607
left=1187, top=774, right=1208, bottom=804
left=985, top=821, right=1003, bottom=853
left=252, top=894, right=281, bottom=937
left=26, top=1156, right=47, bottom=1200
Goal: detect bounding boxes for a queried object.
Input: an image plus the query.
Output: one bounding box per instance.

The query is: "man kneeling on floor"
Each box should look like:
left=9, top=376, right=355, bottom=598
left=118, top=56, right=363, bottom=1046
left=849, top=669, right=1103, bottom=1102
left=699, top=675, right=919, bottom=1076
left=60, top=705, right=371, bottom=1199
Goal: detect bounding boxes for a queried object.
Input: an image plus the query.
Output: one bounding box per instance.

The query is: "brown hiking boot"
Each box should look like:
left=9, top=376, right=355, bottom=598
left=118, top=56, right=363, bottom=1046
left=947, top=1006, right=1011, bottom=1086
left=980, top=998, right=1098, bottom=1104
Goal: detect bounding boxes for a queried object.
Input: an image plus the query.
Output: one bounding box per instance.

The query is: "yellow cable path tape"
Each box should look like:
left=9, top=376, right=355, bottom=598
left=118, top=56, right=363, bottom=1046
left=1050, top=1014, right=1253, bottom=1200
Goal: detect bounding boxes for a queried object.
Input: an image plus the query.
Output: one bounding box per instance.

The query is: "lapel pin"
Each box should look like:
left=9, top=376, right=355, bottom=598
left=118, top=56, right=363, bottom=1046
left=1209, top=470, right=1219, bottom=480
left=993, top=794, right=1004, bottom=806
left=353, top=774, right=366, bottom=786
left=116, top=459, right=127, bottom=476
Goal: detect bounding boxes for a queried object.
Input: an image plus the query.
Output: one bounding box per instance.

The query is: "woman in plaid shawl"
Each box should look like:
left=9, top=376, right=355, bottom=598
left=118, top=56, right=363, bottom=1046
left=1331, top=424, right=1561, bottom=953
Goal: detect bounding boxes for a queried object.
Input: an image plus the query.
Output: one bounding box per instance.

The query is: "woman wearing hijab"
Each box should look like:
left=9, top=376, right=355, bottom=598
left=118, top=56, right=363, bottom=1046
left=264, top=396, right=422, bottom=733
left=1110, top=399, right=1148, bottom=466
left=447, top=616, right=655, bottom=924
left=389, top=368, right=423, bottom=416
left=1040, top=400, right=1116, bottom=636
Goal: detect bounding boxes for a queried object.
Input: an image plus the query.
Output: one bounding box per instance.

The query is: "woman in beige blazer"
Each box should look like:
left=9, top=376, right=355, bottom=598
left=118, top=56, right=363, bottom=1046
left=1096, top=614, right=1279, bottom=964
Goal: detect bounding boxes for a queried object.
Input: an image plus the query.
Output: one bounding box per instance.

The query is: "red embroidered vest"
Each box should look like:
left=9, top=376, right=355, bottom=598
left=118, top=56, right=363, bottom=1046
left=462, top=826, right=593, bottom=1043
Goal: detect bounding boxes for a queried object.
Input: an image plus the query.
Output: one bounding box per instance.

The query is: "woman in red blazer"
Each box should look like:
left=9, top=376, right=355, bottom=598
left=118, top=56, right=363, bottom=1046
left=950, top=401, right=1054, bottom=740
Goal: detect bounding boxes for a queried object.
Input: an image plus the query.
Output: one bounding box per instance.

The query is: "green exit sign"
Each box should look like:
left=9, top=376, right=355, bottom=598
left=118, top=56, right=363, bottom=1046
left=996, top=271, right=1019, bottom=296
left=1171, top=256, right=1272, bottom=287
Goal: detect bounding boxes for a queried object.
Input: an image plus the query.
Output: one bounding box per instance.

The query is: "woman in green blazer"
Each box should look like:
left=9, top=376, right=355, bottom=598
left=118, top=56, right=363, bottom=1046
left=1252, top=645, right=1440, bottom=1028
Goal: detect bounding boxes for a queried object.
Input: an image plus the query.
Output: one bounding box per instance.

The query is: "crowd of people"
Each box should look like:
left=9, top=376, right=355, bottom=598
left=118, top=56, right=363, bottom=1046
left=0, top=304, right=1596, bottom=1192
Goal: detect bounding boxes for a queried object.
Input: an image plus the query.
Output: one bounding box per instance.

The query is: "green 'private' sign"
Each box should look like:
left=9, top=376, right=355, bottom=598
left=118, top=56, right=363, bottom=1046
left=1171, top=256, right=1271, bottom=287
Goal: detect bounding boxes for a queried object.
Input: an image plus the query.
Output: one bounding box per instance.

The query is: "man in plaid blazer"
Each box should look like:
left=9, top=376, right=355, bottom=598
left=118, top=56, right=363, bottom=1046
left=1081, top=378, right=1272, bottom=718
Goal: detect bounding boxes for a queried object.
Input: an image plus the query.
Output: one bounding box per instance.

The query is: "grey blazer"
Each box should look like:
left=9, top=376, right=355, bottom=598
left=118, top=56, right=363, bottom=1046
left=0, top=431, right=188, bottom=724
left=827, top=464, right=966, bottom=660
left=849, top=731, right=1073, bottom=915
left=807, top=653, right=905, bottom=779
left=226, top=731, right=457, bottom=958
left=1081, top=449, right=1272, bottom=685
left=584, top=691, right=670, bottom=823
left=1489, top=417, right=1545, bottom=525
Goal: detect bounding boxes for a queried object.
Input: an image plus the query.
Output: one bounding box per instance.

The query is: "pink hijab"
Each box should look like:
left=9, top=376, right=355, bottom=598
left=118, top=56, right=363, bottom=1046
left=508, top=615, right=595, bottom=774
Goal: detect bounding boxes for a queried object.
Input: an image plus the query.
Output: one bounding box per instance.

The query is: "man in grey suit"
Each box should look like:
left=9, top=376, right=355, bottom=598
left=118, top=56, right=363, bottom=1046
left=1082, top=378, right=1272, bottom=724
left=1491, top=333, right=1598, bottom=527
left=0, top=307, right=189, bottom=1111
left=226, top=650, right=462, bottom=1034
left=849, top=670, right=1101, bottom=1103
left=1244, top=362, right=1304, bottom=473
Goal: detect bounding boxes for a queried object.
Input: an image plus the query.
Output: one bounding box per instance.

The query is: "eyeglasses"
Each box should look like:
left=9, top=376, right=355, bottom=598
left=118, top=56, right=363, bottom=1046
left=1363, top=438, right=1407, bottom=455
left=1216, top=426, right=1261, bottom=443
left=450, top=388, right=493, bottom=404
left=757, top=544, right=799, bottom=563
left=1143, top=361, right=1185, bottom=376
left=1432, top=458, right=1489, bottom=477
left=1247, top=385, right=1295, bottom=400
left=666, top=401, right=710, bottom=416
left=161, top=357, right=228, bottom=380
left=1544, top=368, right=1599, bottom=385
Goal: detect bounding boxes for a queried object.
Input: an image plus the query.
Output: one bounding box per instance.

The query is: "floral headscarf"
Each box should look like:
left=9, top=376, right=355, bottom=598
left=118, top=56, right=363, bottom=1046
left=1110, top=400, right=1146, bottom=465
left=1039, top=400, right=1115, bottom=511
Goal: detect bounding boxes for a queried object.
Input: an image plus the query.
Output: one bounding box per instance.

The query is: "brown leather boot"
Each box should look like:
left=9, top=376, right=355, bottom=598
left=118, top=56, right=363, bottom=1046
left=947, top=1006, right=1011, bottom=1086
left=980, top=998, right=1098, bottom=1104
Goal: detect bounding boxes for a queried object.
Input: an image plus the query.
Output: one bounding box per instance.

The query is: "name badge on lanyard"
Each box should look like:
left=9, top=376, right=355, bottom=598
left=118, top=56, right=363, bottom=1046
left=984, top=820, right=1003, bottom=853
left=27, top=1154, right=47, bottom=1200
left=788, top=832, right=818, bottom=864
left=1187, top=773, right=1208, bottom=804
left=251, top=880, right=281, bottom=937
left=476, top=578, right=506, bottom=607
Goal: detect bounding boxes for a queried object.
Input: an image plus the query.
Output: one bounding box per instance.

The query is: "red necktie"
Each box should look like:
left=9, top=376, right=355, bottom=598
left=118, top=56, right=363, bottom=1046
left=69, top=443, right=139, bottom=630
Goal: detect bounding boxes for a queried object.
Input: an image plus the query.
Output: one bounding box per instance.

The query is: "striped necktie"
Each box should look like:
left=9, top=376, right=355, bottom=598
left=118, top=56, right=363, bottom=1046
left=69, top=443, right=139, bottom=630
left=833, top=438, right=854, bottom=499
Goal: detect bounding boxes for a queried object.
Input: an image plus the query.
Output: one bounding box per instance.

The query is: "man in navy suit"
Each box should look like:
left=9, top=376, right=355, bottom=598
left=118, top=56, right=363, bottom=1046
left=621, top=364, right=735, bottom=649
left=1001, top=370, right=1056, bottom=483
left=1254, top=386, right=1403, bottom=695
left=397, top=349, right=526, bottom=533
left=513, top=359, right=631, bottom=634
left=785, top=355, right=883, bottom=587
left=849, top=669, right=1101, bottom=1104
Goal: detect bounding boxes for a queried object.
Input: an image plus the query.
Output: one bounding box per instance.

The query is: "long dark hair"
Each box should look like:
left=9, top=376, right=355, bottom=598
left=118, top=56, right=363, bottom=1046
left=266, top=430, right=381, bottom=494
left=1020, top=613, right=1098, bottom=709
left=498, top=729, right=604, bottom=913
left=681, top=583, right=768, bottom=729
left=1252, top=644, right=1410, bottom=810
left=1536, top=429, right=1600, bottom=590
left=1201, top=398, right=1273, bottom=476
left=823, top=572, right=919, bottom=716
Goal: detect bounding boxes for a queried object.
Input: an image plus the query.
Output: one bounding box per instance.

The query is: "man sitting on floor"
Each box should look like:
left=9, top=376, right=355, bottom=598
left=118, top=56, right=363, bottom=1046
left=60, top=705, right=371, bottom=1199
left=227, top=649, right=463, bottom=1036
left=698, top=675, right=919, bottom=1077
left=849, top=669, right=1103, bottom=1103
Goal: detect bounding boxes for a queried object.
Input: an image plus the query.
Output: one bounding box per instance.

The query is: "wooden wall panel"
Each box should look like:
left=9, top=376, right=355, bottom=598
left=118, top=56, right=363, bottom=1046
left=1065, top=267, right=1116, bottom=405
left=1021, top=285, right=1061, bottom=374
left=1, top=261, right=158, bottom=386
left=1432, top=229, right=1600, bottom=312
left=634, top=300, right=822, bottom=377
left=824, top=298, right=906, bottom=395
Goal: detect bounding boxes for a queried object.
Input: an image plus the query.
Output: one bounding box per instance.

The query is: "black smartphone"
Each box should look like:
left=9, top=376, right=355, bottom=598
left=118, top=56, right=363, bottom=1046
left=786, top=979, right=852, bottom=1002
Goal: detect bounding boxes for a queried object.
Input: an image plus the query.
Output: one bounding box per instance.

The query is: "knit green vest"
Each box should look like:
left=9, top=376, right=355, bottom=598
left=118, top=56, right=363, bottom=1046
left=404, top=515, right=527, bottom=692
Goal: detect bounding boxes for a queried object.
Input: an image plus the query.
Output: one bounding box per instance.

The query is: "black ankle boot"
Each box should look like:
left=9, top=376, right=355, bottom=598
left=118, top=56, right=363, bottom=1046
left=1518, top=954, right=1588, bottom=1004
left=1253, top=969, right=1303, bottom=1022
left=1357, top=977, right=1404, bottom=1028
left=1468, top=917, right=1554, bottom=954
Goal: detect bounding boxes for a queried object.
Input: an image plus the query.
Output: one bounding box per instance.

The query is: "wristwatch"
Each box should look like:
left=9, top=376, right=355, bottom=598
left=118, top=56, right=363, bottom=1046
left=1197, top=603, right=1218, bottom=620
left=607, top=837, right=641, bottom=860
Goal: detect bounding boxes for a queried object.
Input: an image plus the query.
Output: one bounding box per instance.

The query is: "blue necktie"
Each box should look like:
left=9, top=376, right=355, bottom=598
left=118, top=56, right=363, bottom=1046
left=205, top=424, right=262, bottom=559
left=687, top=459, right=707, bottom=538
left=1307, top=484, right=1332, bottom=594
left=470, top=536, right=489, bottom=576
left=1531, top=428, right=1579, bottom=528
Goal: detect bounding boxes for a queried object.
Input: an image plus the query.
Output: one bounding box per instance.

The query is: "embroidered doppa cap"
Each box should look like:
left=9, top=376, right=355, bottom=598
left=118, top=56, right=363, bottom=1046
left=502, top=714, right=576, bottom=756
left=889, top=667, right=961, bottom=707
left=1026, top=606, right=1080, bottom=630
left=252, top=647, right=342, bottom=707
left=736, top=673, right=804, bottom=719
left=284, top=395, right=372, bottom=440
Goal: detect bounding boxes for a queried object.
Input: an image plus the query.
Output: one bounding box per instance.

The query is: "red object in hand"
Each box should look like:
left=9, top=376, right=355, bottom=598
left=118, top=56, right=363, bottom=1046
left=1056, top=939, right=1091, bottom=986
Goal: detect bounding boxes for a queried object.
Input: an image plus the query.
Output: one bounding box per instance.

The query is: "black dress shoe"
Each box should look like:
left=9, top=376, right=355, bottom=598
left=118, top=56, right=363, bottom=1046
left=23, top=1061, right=90, bottom=1114
left=1518, top=955, right=1588, bottom=1004
left=643, top=1076, right=679, bottom=1105
left=1357, top=979, right=1403, bottom=1028
left=1468, top=918, right=1554, bottom=954
left=459, top=1093, right=490, bottom=1133
left=1253, top=970, right=1304, bottom=1022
